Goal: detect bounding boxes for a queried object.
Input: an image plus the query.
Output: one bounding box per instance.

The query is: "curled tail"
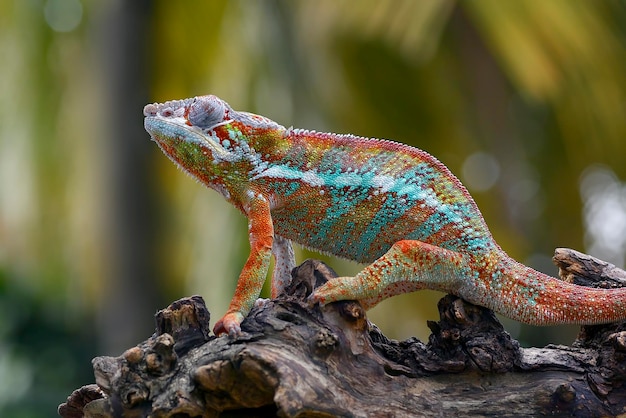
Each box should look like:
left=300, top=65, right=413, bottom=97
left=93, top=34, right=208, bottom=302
left=480, top=256, right=626, bottom=326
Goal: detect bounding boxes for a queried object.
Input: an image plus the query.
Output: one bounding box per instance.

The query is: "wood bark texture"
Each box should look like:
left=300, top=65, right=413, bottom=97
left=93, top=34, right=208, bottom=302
left=59, top=249, right=626, bottom=417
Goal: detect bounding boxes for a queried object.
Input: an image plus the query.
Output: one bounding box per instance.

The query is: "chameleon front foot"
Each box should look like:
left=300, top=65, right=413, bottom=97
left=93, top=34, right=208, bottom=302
left=213, top=311, right=244, bottom=336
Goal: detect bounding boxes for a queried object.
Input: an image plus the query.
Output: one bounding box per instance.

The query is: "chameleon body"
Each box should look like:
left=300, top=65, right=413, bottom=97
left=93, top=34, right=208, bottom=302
left=144, top=95, right=626, bottom=336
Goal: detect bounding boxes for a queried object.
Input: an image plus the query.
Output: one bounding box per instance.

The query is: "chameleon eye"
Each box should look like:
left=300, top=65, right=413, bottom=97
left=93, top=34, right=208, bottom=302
left=186, top=95, right=227, bottom=128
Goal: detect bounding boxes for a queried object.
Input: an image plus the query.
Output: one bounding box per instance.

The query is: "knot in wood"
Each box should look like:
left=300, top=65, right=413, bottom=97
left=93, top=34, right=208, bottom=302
left=314, top=328, right=338, bottom=353
left=146, top=334, right=177, bottom=375
left=553, top=383, right=576, bottom=404
left=154, top=295, right=211, bottom=355
left=339, top=301, right=365, bottom=322
left=468, top=346, right=494, bottom=371
left=123, top=346, right=143, bottom=364
left=608, top=331, right=626, bottom=351
left=121, top=383, right=149, bottom=407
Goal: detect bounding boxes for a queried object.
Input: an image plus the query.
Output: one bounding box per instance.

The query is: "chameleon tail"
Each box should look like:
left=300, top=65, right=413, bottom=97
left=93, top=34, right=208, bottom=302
left=485, top=256, right=626, bottom=326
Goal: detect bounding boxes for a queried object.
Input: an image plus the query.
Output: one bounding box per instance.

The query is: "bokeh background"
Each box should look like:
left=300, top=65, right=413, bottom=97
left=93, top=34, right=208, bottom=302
left=2, top=0, right=626, bottom=415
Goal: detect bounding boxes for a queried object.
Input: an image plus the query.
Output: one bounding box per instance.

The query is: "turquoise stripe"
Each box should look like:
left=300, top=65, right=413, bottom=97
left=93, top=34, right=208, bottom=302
left=356, top=162, right=440, bottom=255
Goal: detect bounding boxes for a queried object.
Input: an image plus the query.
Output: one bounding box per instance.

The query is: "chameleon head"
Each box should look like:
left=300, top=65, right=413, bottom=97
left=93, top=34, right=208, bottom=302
left=144, top=94, right=284, bottom=165
left=143, top=95, right=236, bottom=168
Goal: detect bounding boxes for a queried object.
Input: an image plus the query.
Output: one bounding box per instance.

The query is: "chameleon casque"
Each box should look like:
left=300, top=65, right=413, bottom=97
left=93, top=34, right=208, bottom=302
left=144, top=95, right=626, bottom=336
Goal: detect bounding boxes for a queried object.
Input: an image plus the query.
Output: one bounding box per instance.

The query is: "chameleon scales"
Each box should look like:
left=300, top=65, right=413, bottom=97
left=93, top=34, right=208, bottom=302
left=144, top=95, right=626, bottom=336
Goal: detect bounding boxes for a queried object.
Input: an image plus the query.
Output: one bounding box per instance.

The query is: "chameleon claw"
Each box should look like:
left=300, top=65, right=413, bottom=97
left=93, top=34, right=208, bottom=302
left=305, top=294, right=318, bottom=308
left=307, top=290, right=329, bottom=308
left=213, top=312, right=244, bottom=337
left=309, top=277, right=352, bottom=307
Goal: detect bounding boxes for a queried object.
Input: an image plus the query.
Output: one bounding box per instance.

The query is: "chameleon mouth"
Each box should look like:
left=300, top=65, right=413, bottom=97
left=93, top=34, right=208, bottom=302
left=143, top=98, right=194, bottom=139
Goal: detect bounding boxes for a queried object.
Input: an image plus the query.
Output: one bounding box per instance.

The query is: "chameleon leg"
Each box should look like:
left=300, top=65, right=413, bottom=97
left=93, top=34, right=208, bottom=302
left=271, top=235, right=296, bottom=298
left=213, top=193, right=274, bottom=336
left=312, top=240, right=468, bottom=310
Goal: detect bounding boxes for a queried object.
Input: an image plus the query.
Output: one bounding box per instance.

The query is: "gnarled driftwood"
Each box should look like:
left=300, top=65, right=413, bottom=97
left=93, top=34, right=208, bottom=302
left=59, top=249, right=626, bottom=417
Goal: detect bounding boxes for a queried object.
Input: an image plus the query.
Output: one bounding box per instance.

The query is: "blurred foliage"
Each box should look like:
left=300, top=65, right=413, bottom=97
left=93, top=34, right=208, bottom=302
left=0, top=268, right=96, bottom=417
left=1, top=0, right=626, bottom=415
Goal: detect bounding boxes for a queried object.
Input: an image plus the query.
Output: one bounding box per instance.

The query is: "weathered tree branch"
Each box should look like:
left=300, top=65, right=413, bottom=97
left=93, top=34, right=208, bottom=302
left=59, top=250, right=626, bottom=417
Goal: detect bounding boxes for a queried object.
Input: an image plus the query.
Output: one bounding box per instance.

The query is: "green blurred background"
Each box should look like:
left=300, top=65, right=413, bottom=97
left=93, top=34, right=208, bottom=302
left=2, top=0, right=626, bottom=415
